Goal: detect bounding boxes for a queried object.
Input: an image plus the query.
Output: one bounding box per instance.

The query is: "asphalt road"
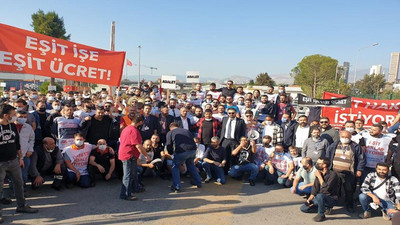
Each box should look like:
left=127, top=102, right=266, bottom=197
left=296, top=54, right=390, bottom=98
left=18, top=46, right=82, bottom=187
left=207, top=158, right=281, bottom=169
left=1, top=177, right=391, bottom=225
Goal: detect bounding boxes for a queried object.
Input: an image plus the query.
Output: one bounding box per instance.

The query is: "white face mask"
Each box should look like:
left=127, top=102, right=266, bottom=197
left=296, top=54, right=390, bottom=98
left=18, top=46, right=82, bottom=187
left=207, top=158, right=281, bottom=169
left=150, top=95, right=156, bottom=99
left=3, top=94, right=9, bottom=98
left=112, top=113, right=119, bottom=117
left=345, top=127, right=355, bottom=133
left=45, top=145, right=54, bottom=153
left=170, top=95, right=176, bottom=99
left=340, top=138, right=351, bottom=144
left=265, top=121, right=272, bottom=125
left=75, top=140, right=84, bottom=146
left=82, top=94, right=90, bottom=98
left=106, top=100, right=113, bottom=104
left=75, top=101, right=82, bottom=106
left=101, top=94, right=107, bottom=98
left=9, top=116, right=17, bottom=123
left=98, top=144, right=107, bottom=150
left=53, top=105, right=61, bottom=111
left=162, top=95, right=166, bottom=99
left=48, top=96, right=55, bottom=101
left=278, top=89, right=284, bottom=93
left=12, top=95, right=18, bottom=100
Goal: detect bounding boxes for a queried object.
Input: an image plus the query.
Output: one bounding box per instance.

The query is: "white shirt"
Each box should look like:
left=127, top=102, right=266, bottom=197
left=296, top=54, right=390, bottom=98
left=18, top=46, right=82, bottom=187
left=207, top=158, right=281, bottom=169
left=213, top=113, right=226, bottom=122
left=181, top=116, right=189, bottom=130
left=207, top=90, right=221, bottom=100
left=373, top=176, right=390, bottom=201
left=266, top=93, right=278, bottom=103
left=224, top=117, right=237, bottom=139
left=295, top=126, right=310, bottom=148
left=195, top=144, right=206, bottom=159
left=262, top=124, right=275, bottom=139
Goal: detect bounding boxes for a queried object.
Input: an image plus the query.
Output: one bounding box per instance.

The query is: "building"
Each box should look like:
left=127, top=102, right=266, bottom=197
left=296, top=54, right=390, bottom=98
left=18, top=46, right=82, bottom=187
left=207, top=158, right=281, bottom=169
left=388, top=52, right=400, bottom=83
left=369, top=64, right=383, bottom=75
left=336, top=62, right=350, bottom=83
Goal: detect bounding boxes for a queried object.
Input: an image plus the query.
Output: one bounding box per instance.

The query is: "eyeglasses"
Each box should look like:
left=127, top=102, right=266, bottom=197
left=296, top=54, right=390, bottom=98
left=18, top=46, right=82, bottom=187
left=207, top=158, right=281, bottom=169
left=228, top=112, right=235, bottom=115
left=320, top=121, right=329, bottom=124
left=245, top=115, right=252, bottom=117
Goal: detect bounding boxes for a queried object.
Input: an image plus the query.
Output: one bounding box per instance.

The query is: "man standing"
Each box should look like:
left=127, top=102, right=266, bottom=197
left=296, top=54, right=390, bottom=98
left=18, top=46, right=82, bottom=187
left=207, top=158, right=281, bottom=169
left=302, top=128, right=330, bottom=163
left=157, top=105, right=174, bottom=146
left=165, top=122, right=202, bottom=192
left=118, top=115, right=150, bottom=200
left=326, top=130, right=365, bottom=212
left=0, top=104, right=37, bottom=223
left=293, top=115, right=311, bottom=152
left=219, top=108, right=246, bottom=173
left=300, top=157, right=340, bottom=222
left=174, top=107, right=192, bottom=131
left=51, top=105, right=81, bottom=150
left=362, top=124, right=393, bottom=180
left=261, top=115, right=283, bottom=146
left=195, top=109, right=221, bottom=146
left=140, top=104, right=159, bottom=141
left=319, top=117, right=339, bottom=145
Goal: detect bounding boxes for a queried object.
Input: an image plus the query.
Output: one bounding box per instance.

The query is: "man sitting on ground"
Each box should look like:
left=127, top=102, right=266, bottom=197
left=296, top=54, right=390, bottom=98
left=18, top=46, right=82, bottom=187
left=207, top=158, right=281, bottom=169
left=202, top=137, right=227, bottom=185
left=88, top=139, right=115, bottom=187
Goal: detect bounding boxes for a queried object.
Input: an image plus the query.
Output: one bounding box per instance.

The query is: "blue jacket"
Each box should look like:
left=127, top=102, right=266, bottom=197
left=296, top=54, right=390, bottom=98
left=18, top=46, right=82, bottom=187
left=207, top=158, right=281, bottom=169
left=326, top=141, right=366, bottom=173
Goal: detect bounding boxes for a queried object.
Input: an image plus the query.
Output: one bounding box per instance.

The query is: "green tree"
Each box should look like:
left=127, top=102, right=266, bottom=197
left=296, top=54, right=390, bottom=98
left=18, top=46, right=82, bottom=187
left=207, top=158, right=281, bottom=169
left=31, top=10, right=70, bottom=86
left=31, top=10, right=70, bottom=40
left=355, top=74, right=386, bottom=96
left=39, top=81, right=62, bottom=94
left=255, top=72, right=276, bottom=86
left=291, top=54, right=338, bottom=98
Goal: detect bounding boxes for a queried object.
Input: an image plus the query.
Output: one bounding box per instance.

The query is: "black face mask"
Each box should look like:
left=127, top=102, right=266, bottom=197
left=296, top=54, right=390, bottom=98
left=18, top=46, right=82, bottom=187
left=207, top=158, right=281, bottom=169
left=39, top=107, right=46, bottom=112
left=315, top=163, right=323, bottom=171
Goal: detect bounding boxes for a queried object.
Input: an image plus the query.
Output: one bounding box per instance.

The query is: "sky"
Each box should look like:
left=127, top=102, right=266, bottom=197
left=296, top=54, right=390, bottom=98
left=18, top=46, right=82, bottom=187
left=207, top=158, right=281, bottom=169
left=1, top=0, right=399, bottom=82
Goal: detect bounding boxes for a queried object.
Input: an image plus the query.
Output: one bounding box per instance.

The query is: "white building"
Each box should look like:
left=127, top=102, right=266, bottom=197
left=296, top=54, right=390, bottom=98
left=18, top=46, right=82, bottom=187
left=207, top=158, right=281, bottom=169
left=369, top=64, right=383, bottom=75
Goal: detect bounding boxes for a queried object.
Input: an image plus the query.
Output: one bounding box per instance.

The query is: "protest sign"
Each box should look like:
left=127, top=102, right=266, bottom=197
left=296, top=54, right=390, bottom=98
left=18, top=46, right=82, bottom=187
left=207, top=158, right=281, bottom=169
left=186, top=71, right=200, bottom=83
left=161, top=75, right=176, bottom=89
left=297, top=93, right=351, bottom=108
left=0, top=23, right=125, bottom=86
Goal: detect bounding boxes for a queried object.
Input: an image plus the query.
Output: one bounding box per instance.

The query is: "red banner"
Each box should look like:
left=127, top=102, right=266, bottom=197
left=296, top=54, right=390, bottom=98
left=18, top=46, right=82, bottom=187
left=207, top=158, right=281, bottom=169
left=321, top=92, right=399, bottom=127
left=0, top=23, right=125, bottom=86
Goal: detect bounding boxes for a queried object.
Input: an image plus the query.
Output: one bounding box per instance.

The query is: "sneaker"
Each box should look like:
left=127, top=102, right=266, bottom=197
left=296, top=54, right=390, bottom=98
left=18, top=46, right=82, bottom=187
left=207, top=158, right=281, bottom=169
left=325, top=207, right=332, bottom=215
left=0, top=198, right=12, bottom=205
left=359, top=211, right=371, bottom=219
left=170, top=185, right=180, bottom=193
left=249, top=180, right=255, bottom=186
left=204, top=178, right=211, bottom=183
left=382, top=210, right=391, bottom=221
left=313, top=214, right=326, bottom=222
left=123, top=196, right=138, bottom=201
left=16, top=205, right=38, bottom=213
left=214, top=181, right=223, bottom=186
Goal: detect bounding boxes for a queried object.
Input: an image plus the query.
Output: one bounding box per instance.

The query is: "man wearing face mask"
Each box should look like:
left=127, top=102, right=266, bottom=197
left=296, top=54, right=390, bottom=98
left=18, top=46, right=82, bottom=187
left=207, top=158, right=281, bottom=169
left=189, top=91, right=202, bottom=106
left=359, top=162, right=400, bottom=220
left=300, top=157, right=340, bottom=222
left=32, top=100, right=49, bottom=147
left=14, top=98, right=36, bottom=130
left=261, top=115, right=283, bottom=146
left=88, top=139, right=115, bottom=187
left=63, top=91, right=76, bottom=107
left=255, top=135, right=275, bottom=174
left=202, top=137, right=227, bottom=185
left=43, top=100, right=62, bottom=138
left=0, top=104, right=38, bottom=220
left=291, top=157, right=316, bottom=196
left=302, top=128, right=330, bottom=163
left=279, top=113, right=297, bottom=151
left=265, top=144, right=294, bottom=187
left=256, top=95, right=276, bottom=123
left=51, top=105, right=81, bottom=150
left=326, top=130, right=365, bottom=213
left=30, top=137, right=64, bottom=190
left=344, top=120, right=366, bottom=151
left=63, top=133, right=97, bottom=188
left=73, top=99, right=95, bottom=121
left=14, top=110, right=34, bottom=191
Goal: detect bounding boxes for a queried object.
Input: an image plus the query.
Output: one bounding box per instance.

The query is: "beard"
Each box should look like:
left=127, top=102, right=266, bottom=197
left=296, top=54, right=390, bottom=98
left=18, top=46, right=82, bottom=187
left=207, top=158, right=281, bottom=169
left=377, top=172, right=387, bottom=179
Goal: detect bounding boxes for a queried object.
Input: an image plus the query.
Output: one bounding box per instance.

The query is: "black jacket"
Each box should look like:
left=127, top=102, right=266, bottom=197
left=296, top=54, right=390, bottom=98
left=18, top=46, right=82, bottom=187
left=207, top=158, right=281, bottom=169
left=219, top=117, right=246, bottom=143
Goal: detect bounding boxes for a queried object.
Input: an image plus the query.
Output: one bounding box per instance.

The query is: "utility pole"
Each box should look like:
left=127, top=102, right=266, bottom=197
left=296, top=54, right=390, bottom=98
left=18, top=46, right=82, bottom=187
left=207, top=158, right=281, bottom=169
left=138, top=45, right=141, bottom=88
left=109, top=21, right=115, bottom=95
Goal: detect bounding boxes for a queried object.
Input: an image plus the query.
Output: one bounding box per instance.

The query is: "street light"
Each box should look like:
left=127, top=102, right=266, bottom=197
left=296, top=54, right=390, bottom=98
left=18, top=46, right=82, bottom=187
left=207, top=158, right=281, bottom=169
left=353, top=42, right=379, bottom=84
left=138, top=45, right=141, bottom=87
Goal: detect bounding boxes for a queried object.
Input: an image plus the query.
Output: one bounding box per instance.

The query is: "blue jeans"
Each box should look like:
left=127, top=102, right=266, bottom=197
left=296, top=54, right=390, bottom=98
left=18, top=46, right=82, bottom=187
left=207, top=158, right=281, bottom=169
left=172, top=150, right=202, bottom=190
left=66, top=171, right=90, bottom=188
left=120, top=157, right=139, bottom=199
left=359, top=193, right=395, bottom=217
left=228, top=163, right=258, bottom=181
left=265, top=165, right=290, bottom=187
left=203, top=162, right=226, bottom=184
left=290, top=182, right=312, bottom=195
left=21, top=157, right=31, bottom=187
left=300, top=193, right=337, bottom=216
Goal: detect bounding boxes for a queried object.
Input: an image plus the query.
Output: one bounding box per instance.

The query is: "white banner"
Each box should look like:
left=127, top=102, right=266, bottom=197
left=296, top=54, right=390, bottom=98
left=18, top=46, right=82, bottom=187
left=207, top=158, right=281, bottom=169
left=161, top=75, right=176, bottom=89
left=186, top=71, right=200, bottom=83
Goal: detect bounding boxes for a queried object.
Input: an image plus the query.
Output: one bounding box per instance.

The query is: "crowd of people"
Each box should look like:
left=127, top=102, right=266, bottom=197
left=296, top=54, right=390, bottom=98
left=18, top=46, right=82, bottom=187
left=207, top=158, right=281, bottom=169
left=1, top=80, right=400, bottom=223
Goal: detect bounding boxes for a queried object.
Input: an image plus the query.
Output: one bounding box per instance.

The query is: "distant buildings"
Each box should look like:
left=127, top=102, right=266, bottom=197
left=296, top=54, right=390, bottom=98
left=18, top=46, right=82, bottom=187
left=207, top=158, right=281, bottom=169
left=369, top=64, right=383, bottom=75
left=336, top=62, right=350, bottom=83
left=388, top=52, right=400, bottom=83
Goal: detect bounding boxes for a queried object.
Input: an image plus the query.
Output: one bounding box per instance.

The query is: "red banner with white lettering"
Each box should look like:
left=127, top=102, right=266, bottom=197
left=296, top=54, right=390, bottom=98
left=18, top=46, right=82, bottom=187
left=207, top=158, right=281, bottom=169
left=0, top=23, right=125, bottom=86
left=321, top=92, right=399, bottom=127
